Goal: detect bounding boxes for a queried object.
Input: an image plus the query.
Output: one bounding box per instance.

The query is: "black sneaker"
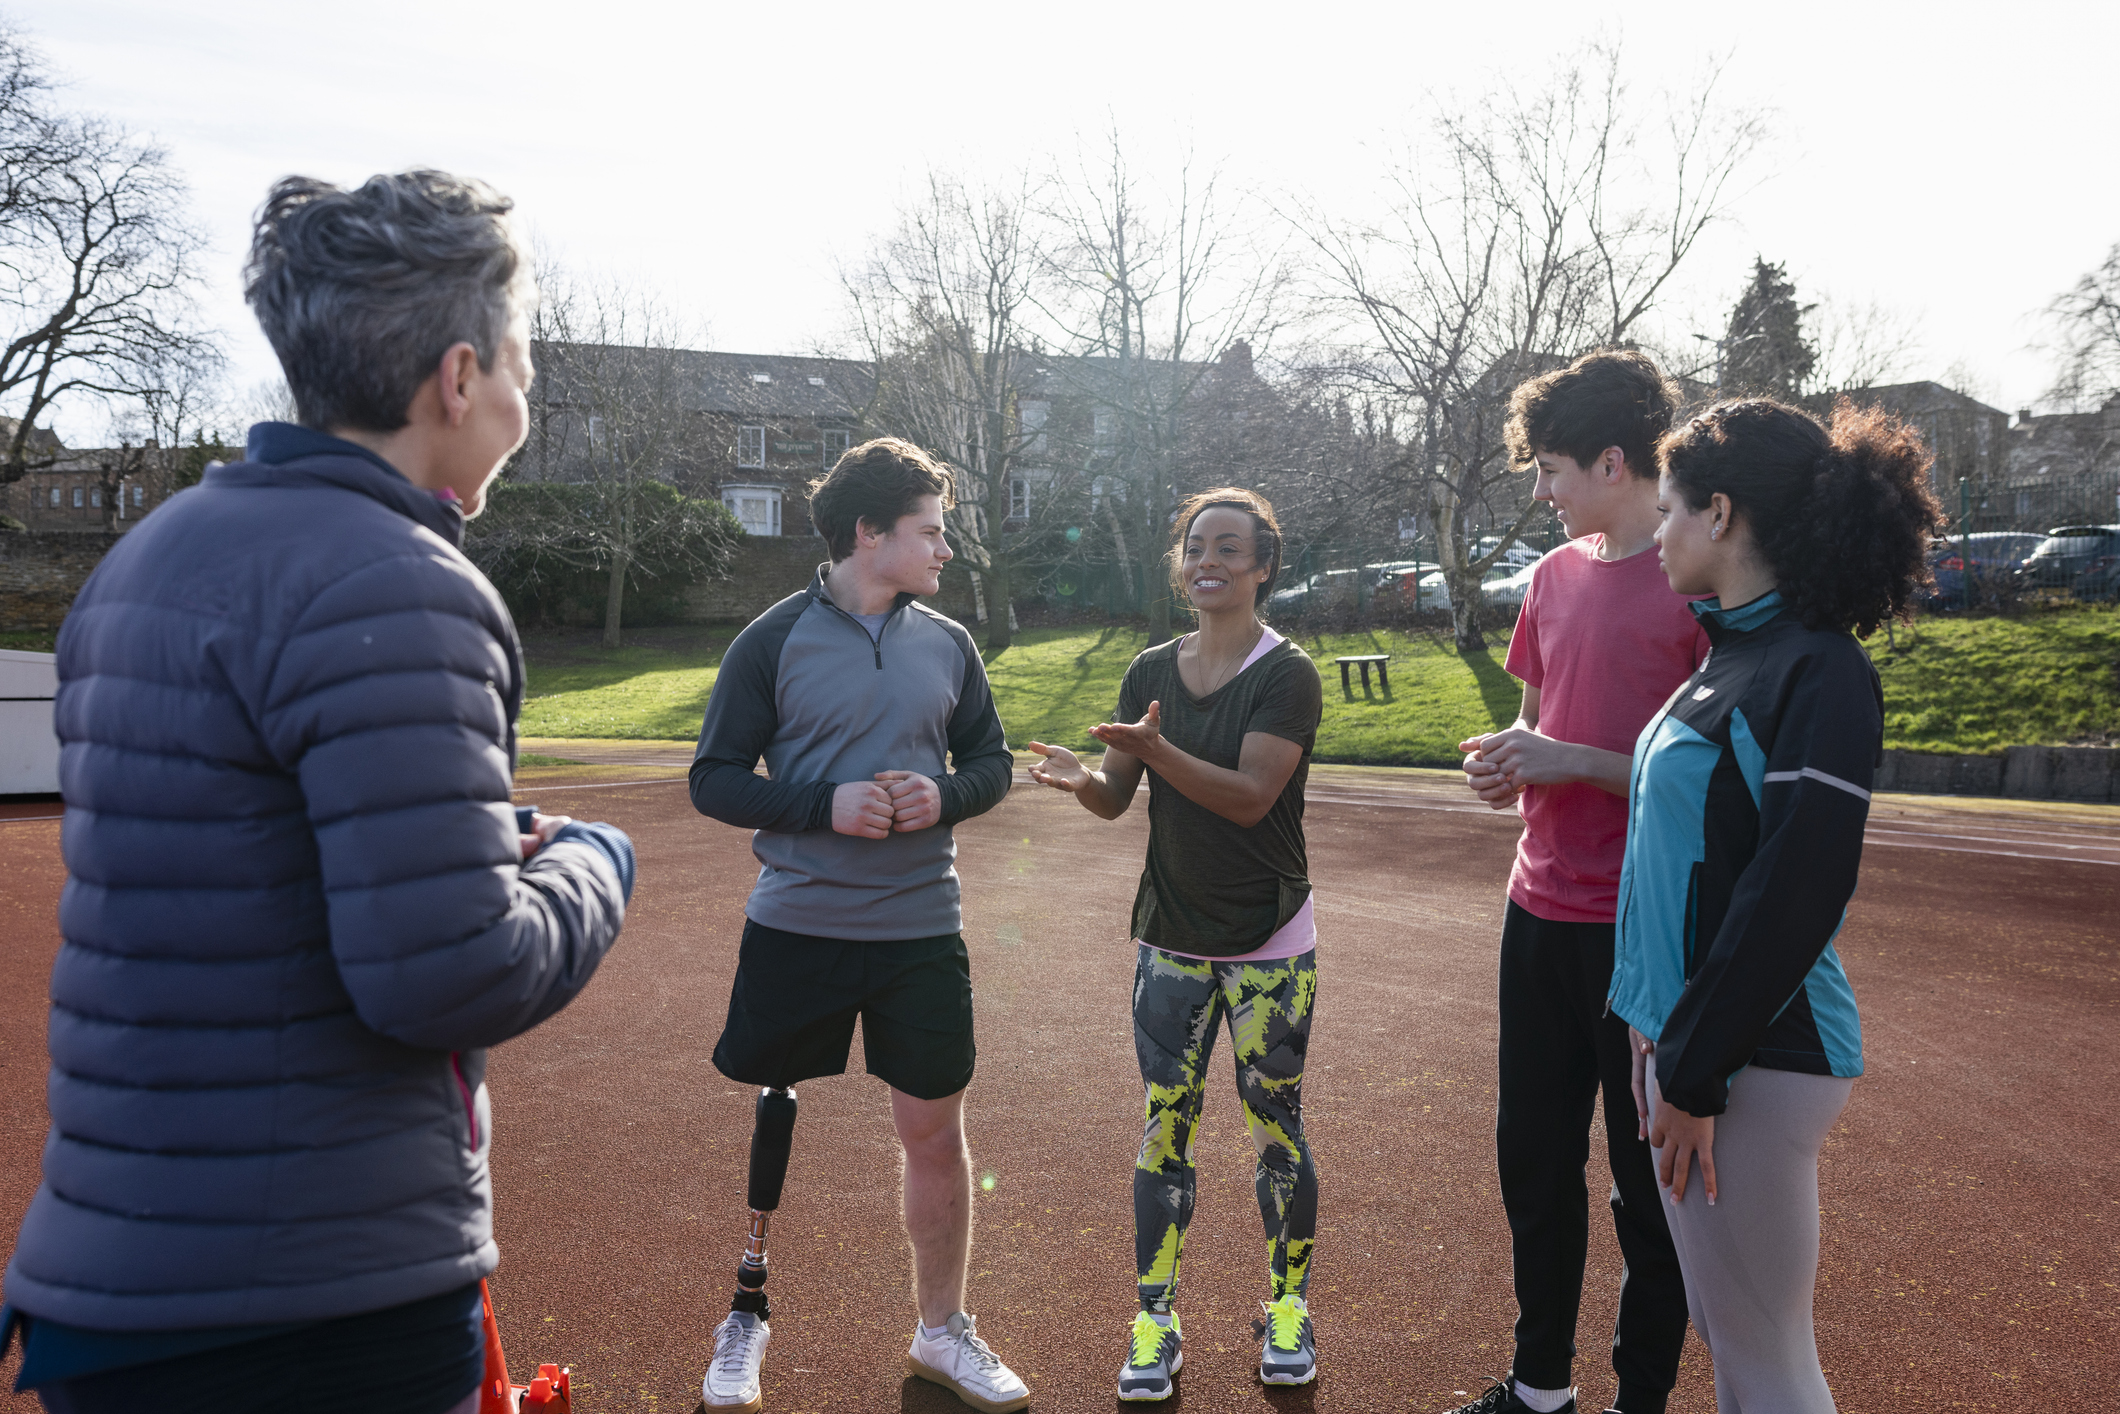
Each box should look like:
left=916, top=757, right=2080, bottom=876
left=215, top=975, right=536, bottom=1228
left=1445, top=1376, right=1577, bottom=1414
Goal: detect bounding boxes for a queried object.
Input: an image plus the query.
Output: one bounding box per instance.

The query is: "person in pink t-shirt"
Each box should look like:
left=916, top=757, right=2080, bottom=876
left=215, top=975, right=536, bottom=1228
left=1444, top=352, right=1706, bottom=1414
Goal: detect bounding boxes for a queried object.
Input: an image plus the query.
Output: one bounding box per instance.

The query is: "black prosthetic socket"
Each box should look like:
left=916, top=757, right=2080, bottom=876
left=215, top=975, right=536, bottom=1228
left=731, top=1087, right=797, bottom=1321
left=748, top=1088, right=797, bottom=1210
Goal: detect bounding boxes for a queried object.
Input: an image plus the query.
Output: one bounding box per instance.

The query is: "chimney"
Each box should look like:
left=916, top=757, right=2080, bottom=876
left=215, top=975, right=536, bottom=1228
left=2016, top=408, right=2033, bottom=426
left=1218, top=341, right=1254, bottom=378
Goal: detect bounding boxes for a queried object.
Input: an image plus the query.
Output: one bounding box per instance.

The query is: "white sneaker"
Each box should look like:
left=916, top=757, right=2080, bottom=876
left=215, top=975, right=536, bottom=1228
left=905, top=1312, right=1031, bottom=1412
left=699, top=1309, right=769, bottom=1412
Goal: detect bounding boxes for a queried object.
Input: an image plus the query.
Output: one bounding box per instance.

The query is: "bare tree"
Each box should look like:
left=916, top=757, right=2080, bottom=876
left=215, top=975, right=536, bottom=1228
left=100, top=342, right=228, bottom=517
left=2042, top=242, right=2120, bottom=411
left=0, top=74, right=213, bottom=482
left=1294, top=43, right=1765, bottom=649
left=844, top=170, right=1057, bottom=652
left=1810, top=292, right=1923, bottom=395
left=508, top=266, right=734, bottom=645
left=1044, top=129, right=1287, bottom=646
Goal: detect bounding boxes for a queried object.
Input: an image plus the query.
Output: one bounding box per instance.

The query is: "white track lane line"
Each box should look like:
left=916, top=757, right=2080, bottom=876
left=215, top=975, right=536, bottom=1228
left=1865, top=825, right=2120, bottom=853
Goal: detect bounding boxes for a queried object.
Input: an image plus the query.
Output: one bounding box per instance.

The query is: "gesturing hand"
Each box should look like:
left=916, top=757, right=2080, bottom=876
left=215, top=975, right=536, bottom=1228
left=1090, top=701, right=1164, bottom=761
left=875, top=770, right=941, bottom=832
left=832, top=780, right=895, bottom=839
left=1026, top=741, right=1091, bottom=792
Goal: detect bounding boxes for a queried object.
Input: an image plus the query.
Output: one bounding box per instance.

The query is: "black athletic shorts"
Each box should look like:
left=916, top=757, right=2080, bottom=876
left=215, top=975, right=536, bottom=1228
left=713, top=919, right=976, bottom=1101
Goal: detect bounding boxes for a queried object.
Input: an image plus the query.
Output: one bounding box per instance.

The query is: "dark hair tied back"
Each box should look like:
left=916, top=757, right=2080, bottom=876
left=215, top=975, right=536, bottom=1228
left=1658, top=397, right=1943, bottom=637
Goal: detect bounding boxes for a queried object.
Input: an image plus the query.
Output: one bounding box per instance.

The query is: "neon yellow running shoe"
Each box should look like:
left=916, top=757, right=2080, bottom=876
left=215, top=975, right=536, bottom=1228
left=1117, top=1310, right=1182, bottom=1402
left=1258, top=1294, right=1316, bottom=1386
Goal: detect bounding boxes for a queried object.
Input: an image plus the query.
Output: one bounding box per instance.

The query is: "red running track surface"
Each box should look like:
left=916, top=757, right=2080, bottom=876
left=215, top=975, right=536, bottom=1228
left=0, top=761, right=2113, bottom=1411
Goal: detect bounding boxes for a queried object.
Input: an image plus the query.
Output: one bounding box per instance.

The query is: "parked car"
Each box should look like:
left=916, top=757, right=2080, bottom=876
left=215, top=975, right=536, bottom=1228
left=1926, top=531, right=2045, bottom=606
left=1474, top=536, right=1546, bottom=570
left=1361, top=559, right=1437, bottom=591
left=1481, top=561, right=1541, bottom=608
left=1266, top=568, right=1361, bottom=616
left=1404, top=562, right=1533, bottom=612
left=2016, top=525, right=2120, bottom=594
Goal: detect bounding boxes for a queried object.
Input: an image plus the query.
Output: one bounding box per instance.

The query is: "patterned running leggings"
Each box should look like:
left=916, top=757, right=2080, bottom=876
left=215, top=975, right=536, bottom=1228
left=1132, top=943, right=1318, bottom=1313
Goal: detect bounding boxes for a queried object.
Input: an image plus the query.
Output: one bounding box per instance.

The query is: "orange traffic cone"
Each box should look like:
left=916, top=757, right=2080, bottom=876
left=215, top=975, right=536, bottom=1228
left=478, top=1281, right=574, bottom=1413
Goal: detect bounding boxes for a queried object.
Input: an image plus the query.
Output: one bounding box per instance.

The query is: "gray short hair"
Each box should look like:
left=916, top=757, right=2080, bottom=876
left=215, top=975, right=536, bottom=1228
left=244, top=170, right=529, bottom=433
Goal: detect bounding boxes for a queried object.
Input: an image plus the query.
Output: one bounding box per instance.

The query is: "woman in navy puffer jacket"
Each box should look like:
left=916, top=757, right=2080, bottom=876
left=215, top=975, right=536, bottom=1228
left=2, top=171, right=632, bottom=1414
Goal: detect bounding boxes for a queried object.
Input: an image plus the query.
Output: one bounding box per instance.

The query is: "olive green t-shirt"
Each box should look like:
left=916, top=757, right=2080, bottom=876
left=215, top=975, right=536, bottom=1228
left=1117, top=634, right=1324, bottom=957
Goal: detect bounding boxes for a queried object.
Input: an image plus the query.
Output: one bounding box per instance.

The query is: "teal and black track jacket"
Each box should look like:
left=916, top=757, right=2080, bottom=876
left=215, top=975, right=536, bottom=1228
left=1609, top=591, right=1875, bottom=1118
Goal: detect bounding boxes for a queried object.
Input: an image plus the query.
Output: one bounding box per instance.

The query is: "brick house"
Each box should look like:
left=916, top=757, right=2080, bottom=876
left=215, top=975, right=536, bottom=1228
left=2004, top=396, right=2120, bottom=529
left=1, top=423, right=175, bottom=534
left=521, top=345, right=875, bottom=538
left=1821, top=381, right=2012, bottom=518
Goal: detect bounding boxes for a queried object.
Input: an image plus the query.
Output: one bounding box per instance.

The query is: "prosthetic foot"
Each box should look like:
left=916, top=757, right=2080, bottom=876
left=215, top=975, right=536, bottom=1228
left=700, top=1087, right=796, bottom=1413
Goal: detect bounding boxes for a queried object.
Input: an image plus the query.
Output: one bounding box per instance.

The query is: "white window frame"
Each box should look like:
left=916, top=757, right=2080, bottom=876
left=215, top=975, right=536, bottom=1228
left=736, top=425, right=766, bottom=469
left=1019, top=400, right=1049, bottom=457
left=1092, top=407, right=1117, bottom=456
left=821, top=428, right=850, bottom=469
left=133, top=485, right=145, bottom=507
left=722, top=483, right=783, bottom=537
left=72, top=485, right=83, bottom=508
left=48, top=486, right=59, bottom=507
left=1009, top=475, right=1031, bottom=521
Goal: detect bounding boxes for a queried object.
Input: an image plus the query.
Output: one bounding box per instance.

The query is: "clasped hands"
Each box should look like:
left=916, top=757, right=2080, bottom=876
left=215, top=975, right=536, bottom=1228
left=1459, top=726, right=1573, bottom=810
left=832, top=771, right=941, bottom=838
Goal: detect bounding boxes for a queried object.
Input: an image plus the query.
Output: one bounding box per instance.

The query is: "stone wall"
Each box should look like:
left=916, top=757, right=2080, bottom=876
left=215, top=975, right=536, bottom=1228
left=0, top=530, right=119, bottom=632
left=679, top=534, right=978, bottom=623
left=1877, top=746, right=2120, bottom=802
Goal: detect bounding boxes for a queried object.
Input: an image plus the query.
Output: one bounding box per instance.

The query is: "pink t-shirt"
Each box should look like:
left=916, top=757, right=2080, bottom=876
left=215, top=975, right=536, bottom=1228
left=1139, top=625, right=1319, bottom=963
left=1503, top=536, right=1709, bottom=924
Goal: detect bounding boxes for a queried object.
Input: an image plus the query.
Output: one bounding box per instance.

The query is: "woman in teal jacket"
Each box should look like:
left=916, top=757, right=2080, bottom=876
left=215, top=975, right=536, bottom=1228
left=1612, top=398, right=1939, bottom=1414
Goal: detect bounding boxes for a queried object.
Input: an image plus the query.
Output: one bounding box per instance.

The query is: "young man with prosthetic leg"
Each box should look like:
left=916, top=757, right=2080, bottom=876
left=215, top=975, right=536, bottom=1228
left=1449, top=353, right=1704, bottom=1414
left=688, top=439, right=1025, bottom=1414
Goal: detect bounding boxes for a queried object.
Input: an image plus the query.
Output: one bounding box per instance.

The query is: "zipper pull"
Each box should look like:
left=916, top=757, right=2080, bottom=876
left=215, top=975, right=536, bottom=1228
left=873, top=644, right=882, bottom=669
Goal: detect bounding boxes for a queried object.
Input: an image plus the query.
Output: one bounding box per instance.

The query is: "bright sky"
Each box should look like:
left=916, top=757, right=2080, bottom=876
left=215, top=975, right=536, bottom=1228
left=17, top=0, right=2119, bottom=444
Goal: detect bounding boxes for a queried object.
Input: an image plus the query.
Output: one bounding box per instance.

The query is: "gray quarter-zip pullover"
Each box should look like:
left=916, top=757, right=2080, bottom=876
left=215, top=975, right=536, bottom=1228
left=688, top=565, right=1013, bottom=939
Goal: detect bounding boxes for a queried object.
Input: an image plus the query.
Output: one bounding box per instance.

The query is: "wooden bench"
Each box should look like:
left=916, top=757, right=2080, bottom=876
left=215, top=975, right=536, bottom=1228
left=1334, top=654, right=1391, bottom=698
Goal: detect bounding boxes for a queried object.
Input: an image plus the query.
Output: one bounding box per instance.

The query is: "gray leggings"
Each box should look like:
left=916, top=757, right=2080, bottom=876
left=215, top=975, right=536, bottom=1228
left=1648, top=1066, right=1854, bottom=1414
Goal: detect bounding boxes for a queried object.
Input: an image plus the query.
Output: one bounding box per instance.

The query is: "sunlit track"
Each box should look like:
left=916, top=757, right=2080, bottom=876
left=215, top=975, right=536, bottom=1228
left=506, top=745, right=2120, bottom=867
left=1293, top=770, right=2120, bottom=867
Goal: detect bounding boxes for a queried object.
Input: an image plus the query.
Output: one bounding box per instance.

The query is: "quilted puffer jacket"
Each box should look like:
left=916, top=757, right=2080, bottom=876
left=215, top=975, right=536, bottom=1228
left=3, top=425, right=628, bottom=1331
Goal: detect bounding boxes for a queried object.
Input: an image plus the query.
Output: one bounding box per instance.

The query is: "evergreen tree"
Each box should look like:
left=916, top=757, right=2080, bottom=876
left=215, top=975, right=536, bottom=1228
left=1722, top=258, right=1817, bottom=398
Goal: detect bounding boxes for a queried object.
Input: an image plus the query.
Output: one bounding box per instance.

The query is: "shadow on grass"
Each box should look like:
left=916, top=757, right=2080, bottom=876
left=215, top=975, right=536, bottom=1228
left=1460, top=646, right=1521, bottom=726
left=1075, top=623, right=1123, bottom=671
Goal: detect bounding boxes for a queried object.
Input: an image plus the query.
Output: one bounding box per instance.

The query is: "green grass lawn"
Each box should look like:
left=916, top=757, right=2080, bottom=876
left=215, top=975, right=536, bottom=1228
left=517, top=608, right=2120, bottom=763
left=1868, top=608, right=2120, bottom=754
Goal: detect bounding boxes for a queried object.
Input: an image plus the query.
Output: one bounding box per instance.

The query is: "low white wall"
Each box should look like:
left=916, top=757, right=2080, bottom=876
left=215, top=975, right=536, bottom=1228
left=0, top=648, right=58, bottom=794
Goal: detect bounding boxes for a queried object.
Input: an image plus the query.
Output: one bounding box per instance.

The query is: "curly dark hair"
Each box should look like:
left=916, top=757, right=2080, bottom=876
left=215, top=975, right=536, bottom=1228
left=1657, top=397, right=1943, bottom=637
left=1166, top=486, right=1284, bottom=611
left=1506, top=348, right=1679, bottom=477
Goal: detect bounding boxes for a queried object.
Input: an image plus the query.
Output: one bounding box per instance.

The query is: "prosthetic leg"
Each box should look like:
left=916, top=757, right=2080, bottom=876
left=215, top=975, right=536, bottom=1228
left=731, top=1086, right=797, bottom=1320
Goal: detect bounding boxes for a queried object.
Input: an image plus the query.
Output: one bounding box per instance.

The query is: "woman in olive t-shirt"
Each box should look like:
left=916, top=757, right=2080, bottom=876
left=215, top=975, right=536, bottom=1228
left=1028, top=489, right=1325, bottom=1399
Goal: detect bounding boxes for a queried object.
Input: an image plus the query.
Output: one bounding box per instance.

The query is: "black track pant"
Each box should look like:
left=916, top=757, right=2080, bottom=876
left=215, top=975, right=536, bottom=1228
left=1496, top=900, right=1687, bottom=1412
